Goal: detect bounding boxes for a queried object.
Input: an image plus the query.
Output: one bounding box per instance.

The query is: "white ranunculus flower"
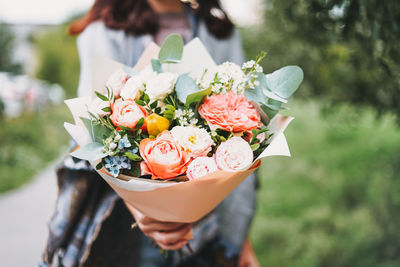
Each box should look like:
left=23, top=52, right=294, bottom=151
left=140, top=67, right=157, bottom=85
left=145, top=72, right=177, bottom=102
left=120, top=76, right=144, bottom=100
left=105, top=69, right=129, bottom=97
left=170, top=126, right=214, bottom=157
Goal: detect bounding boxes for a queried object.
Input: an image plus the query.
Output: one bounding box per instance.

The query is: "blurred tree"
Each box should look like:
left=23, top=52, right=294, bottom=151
left=242, top=0, right=400, bottom=119
left=33, top=23, right=80, bottom=98
left=0, top=23, right=22, bottom=73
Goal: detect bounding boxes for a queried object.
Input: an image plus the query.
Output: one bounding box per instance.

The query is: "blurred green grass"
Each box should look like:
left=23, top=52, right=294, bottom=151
left=252, top=101, right=400, bottom=266
left=0, top=105, right=71, bottom=193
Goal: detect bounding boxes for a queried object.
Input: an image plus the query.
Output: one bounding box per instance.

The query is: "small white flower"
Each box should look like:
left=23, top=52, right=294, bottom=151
left=254, top=64, right=263, bottom=73
left=242, top=60, right=255, bottom=69
left=145, top=72, right=177, bottom=102
left=109, top=143, right=117, bottom=150
left=171, top=126, right=214, bottom=156
left=216, top=62, right=247, bottom=94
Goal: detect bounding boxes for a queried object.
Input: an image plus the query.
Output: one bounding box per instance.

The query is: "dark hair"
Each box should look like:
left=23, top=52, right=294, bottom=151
left=68, top=0, right=234, bottom=39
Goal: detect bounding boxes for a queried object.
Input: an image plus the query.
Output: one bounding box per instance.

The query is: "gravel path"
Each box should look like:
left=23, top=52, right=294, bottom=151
left=0, top=164, right=58, bottom=267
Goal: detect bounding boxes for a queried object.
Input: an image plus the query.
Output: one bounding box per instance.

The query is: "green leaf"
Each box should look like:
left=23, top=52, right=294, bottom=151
left=245, top=73, right=268, bottom=104
left=96, top=162, right=103, bottom=170
left=150, top=101, right=158, bottom=109
left=101, top=107, right=112, bottom=112
left=70, top=142, right=106, bottom=161
left=143, top=94, right=150, bottom=104
left=261, top=100, right=282, bottom=120
left=165, top=104, right=175, bottom=111
left=124, top=152, right=142, bottom=161
left=133, top=117, right=144, bottom=131
left=118, top=125, right=132, bottom=131
left=186, top=87, right=212, bottom=106
left=175, top=73, right=200, bottom=104
left=95, top=91, right=109, bottom=101
left=81, top=117, right=94, bottom=141
left=151, top=59, right=162, bottom=73
left=154, top=107, right=162, bottom=114
left=265, top=66, right=303, bottom=99
left=135, top=99, right=146, bottom=106
left=80, top=117, right=111, bottom=143
left=129, top=165, right=141, bottom=177
left=158, top=34, right=184, bottom=64
left=250, top=143, right=260, bottom=151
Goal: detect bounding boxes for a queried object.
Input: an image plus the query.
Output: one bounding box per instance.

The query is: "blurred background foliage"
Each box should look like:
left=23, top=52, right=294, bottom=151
left=33, top=23, right=80, bottom=98
left=0, top=0, right=400, bottom=265
left=0, top=23, right=22, bottom=74
left=243, top=0, right=400, bottom=119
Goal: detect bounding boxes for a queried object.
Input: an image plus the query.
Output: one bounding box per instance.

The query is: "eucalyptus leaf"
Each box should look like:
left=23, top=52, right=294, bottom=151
left=175, top=73, right=199, bottom=104
left=261, top=100, right=282, bottom=120
left=123, top=65, right=138, bottom=77
left=151, top=59, right=162, bottom=73
left=265, top=66, right=303, bottom=99
left=70, top=142, right=106, bottom=161
left=186, top=87, right=212, bottom=106
left=80, top=117, right=94, bottom=141
left=80, top=117, right=111, bottom=143
left=158, top=34, right=184, bottom=63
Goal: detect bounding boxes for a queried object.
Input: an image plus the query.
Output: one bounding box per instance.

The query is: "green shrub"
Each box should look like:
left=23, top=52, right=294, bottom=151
left=252, top=101, right=400, bottom=266
left=0, top=105, right=71, bottom=192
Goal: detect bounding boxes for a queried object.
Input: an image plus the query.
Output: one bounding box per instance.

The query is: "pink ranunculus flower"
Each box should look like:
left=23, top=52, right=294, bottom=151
left=106, top=69, right=129, bottom=97
left=110, top=98, right=147, bottom=129
left=198, top=91, right=261, bottom=133
left=215, top=137, right=254, bottom=171
left=139, top=131, right=191, bottom=179
left=186, top=157, right=219, bottom=180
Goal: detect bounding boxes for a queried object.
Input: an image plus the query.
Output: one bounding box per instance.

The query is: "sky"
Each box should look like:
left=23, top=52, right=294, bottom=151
left=0, top=0, right=263, bottom=26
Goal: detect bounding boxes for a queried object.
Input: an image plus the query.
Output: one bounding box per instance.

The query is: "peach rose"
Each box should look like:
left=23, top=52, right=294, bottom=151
left=215, top=137, right=253, bottom=171
left=139, top=131, right=191, bottom=179
left=110, top=98, right=147, bottom=129
left=198, top=91, right=261, bottom=133
left=186, top=157, right=218, bottom=180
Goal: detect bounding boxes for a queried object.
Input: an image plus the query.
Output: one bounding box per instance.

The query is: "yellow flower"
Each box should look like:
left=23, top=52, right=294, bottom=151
left=145, top=113, right=170, bottom=137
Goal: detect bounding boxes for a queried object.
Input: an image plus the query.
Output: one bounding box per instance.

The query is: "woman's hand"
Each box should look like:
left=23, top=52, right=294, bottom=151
left=239, top=238, right=260, bottom=267
left=125, top=201, right=192, bottom=250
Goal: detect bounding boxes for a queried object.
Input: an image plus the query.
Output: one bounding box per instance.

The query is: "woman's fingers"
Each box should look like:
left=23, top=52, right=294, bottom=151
left=151, top=223, right=193, bottom=247
left=140, top=221, right=187, bottom=233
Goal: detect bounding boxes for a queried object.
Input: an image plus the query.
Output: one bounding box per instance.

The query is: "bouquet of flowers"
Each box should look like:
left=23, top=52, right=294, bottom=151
left=64, top=34, right=303, bottom=223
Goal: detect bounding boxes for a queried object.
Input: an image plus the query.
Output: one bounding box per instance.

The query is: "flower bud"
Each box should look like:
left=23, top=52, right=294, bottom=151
left=145, top=114, right=170, bottom=137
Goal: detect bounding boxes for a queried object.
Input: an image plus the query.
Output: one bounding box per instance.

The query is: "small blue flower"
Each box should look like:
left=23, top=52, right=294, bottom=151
left=103, top=155, right=131, bottom=177
left=129, top=147, right=139, bottom=155
left=119, top=135, right=131, bottom=149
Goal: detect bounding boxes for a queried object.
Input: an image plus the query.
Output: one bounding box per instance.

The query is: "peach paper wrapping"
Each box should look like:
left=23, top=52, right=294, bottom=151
left=64, top=38, right=294, bottom=223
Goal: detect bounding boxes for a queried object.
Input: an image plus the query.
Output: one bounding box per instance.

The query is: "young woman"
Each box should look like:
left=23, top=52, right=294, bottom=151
left=41, top=1, right=259, bottom=266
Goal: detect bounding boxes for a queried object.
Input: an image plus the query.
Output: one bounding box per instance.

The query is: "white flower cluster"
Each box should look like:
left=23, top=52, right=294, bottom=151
left=242, top=60, right=263, bottom=73
left=196, top=62, right=248, bottom=95
left=119, top=67, right=177, bottom=103
left=174, top=108, right=198, bottom=127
